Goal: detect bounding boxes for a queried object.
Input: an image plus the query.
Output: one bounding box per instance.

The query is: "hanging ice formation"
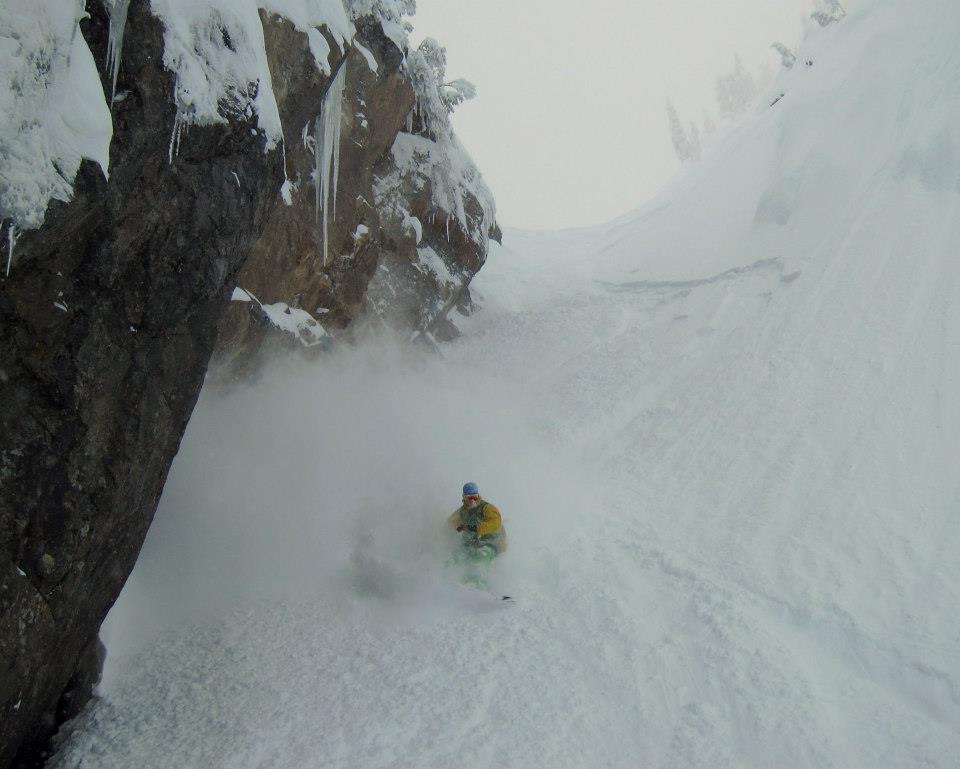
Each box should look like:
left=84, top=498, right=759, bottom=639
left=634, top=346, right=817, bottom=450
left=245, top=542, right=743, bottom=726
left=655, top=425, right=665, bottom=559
left=106, top=0, right=131, bottom=101
left=5, top=223, right=18, bottom=277
left=168, top=113, right=185, bottom=164
left=313, top=64, right=346, bottom=267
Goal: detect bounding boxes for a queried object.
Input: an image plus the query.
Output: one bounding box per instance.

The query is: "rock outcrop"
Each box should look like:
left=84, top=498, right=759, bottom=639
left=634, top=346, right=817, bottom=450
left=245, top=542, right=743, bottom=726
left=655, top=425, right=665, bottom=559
left=0, top=1, right=496, bottom=765
left=0, top=4, right=282, bottom=764
left=214, top=11, right=500, bottom=375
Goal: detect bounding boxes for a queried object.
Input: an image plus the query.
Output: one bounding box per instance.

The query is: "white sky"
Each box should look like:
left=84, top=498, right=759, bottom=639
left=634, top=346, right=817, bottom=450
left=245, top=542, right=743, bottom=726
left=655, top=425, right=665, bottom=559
left=410, top=0, right=819, bottom=230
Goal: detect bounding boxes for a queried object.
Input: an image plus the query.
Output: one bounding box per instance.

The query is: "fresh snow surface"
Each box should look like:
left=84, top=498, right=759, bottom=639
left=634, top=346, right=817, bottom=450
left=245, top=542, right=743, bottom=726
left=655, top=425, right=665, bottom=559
left=53, top=1, right=960, bottom=767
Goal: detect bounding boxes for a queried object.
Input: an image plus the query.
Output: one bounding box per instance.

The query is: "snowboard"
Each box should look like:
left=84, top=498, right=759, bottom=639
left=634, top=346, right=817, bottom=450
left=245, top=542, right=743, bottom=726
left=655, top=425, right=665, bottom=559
left=448, top=541, right=512, bottom=602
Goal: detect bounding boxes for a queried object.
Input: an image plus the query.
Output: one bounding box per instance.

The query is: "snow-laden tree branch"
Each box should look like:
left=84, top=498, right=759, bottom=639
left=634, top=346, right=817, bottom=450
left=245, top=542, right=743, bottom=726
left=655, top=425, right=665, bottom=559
left=666, top=99, right=700, bottom=163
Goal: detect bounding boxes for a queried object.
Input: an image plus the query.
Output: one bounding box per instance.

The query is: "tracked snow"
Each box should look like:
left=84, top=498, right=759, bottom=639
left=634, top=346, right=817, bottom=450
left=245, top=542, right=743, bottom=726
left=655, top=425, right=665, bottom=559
left=49, top=0, right=960, bottom=767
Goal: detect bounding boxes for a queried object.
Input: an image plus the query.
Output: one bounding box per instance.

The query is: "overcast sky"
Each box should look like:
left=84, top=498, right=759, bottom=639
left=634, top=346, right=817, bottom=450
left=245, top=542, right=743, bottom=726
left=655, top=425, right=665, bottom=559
left=410, top=0, right=820, bottom=230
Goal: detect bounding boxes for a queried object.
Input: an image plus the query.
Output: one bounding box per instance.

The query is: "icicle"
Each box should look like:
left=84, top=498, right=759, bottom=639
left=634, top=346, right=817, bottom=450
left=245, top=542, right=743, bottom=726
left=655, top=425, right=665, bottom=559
left=168, top=113, right=184, bottom=164
left=280, top=139, right=293, bottom=205
left=5, top=223, right=18, bottom=277
left=331, top=116, right=341, bottom=223
left=301, top=120, right=313, bottom=151
left=313, top=64, right=346, bottom=266
left=445, top=215, right=450, bottom=242
left=106, top=0, right=131, bottom=102
left=406, top=108, right=414, bottom=134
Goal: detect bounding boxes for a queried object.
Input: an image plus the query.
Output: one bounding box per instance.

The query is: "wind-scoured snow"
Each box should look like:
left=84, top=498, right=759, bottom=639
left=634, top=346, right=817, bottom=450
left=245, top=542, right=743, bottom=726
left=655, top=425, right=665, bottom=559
left=51, top=0, right=960, bottom=767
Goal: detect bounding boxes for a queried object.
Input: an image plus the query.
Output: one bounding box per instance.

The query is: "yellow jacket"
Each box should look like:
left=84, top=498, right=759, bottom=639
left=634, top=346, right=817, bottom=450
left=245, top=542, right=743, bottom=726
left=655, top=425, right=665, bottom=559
left=448, top=500, right=507, bottom=551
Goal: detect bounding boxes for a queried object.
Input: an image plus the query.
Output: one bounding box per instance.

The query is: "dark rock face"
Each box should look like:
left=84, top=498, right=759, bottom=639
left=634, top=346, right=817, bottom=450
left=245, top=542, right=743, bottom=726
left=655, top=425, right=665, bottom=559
left=0, top=3, right=280, bottom=765
left=0, top=3, right=497, bottom=765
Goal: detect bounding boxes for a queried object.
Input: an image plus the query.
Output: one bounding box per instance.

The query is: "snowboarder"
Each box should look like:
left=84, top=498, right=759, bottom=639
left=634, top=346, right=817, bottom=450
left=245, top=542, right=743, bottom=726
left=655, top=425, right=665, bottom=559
left=447, top=482, right=507, bottom=556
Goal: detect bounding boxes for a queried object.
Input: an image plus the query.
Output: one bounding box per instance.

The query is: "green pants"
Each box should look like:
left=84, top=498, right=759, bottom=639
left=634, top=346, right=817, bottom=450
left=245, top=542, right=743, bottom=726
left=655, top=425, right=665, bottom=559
left=449, top=539, right=497, bottom=588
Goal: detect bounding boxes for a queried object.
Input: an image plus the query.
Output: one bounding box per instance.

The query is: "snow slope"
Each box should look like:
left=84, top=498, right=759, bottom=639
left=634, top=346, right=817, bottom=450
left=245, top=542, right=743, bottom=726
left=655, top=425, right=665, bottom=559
left=52, top=0, right=960, bottom=766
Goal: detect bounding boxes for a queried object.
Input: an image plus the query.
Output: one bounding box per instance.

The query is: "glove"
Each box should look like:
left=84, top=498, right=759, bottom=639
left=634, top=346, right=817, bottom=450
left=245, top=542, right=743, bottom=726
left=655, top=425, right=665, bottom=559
left=457, top=524, right=478, bottom=533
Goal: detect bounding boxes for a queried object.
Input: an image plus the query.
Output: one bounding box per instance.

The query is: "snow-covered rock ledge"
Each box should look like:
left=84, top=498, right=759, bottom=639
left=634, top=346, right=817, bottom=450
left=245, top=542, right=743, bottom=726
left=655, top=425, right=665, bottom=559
left=213, top=2, right=500, bottom=376
left=0, top=1, right=497, bottom=765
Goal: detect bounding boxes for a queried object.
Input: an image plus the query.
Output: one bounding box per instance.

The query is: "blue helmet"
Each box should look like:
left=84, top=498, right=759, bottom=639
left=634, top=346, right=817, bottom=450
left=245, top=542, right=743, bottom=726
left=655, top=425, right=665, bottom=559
left=462, top=482, right=479, bottom=496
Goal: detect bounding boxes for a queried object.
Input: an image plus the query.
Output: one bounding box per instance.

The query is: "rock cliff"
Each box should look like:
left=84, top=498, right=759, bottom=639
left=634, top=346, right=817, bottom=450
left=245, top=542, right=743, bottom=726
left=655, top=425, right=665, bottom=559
left=0, top=1, right=496, bottom=765
left=215, top=5, right=500, bottom=373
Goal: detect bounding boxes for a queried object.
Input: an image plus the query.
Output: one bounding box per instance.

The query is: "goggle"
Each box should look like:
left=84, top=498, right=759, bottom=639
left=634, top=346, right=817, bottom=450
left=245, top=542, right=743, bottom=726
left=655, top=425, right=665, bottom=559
left=463, top=494, right=480, bottom=503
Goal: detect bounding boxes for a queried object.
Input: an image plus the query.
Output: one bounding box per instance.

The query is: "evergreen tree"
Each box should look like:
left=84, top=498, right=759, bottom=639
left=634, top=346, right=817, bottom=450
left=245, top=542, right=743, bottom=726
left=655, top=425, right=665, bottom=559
left=666, top=99, right=692, bottom=162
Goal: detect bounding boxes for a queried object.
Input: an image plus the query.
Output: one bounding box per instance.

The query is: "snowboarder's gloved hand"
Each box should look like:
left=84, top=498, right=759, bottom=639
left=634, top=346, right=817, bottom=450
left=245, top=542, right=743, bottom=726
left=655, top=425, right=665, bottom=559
left=457, top=524, right=478, bottom=533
